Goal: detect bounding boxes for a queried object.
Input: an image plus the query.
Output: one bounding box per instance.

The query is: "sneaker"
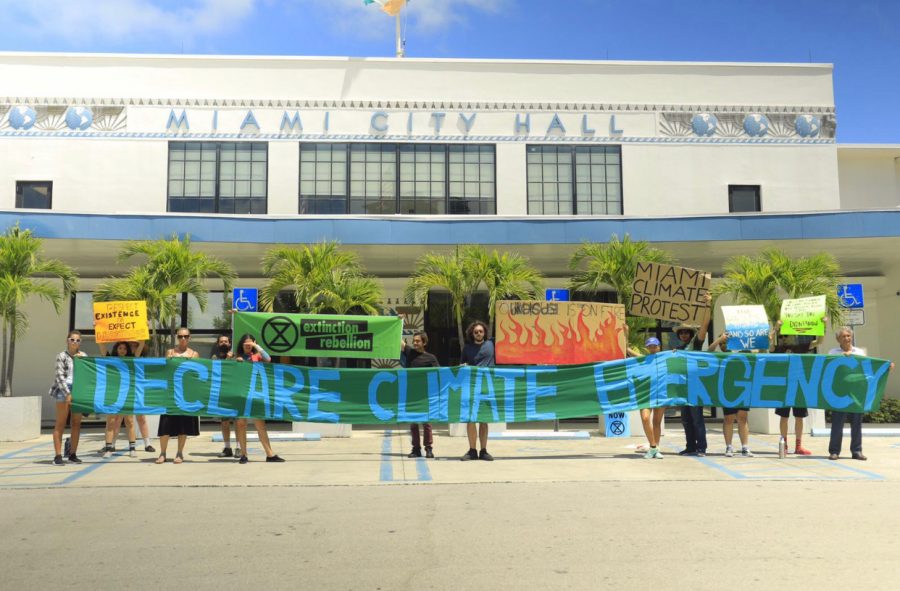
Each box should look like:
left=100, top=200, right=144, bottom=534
left=265, top=455, right=286, bottom=463
left=129, top=447, right=137, bottom=458
left=235, top=448, right=242, bottom=458
left=479, top=449, right=494, bottom=461
left=218, top=447, right=234, bottom=458
left=696, top=451, right=706, bottom=457
left=678, top=449, right=697, bottom=456
left=795, top=446, right=812, bottom=456
left=239, top=455, right=249, bottom=464
left=102, top=445, right=112, bottom=459
left=64, top=437, right=71, bottom=457
left=741, top=447, right=754, bottom=458
left=644, top=448, right=656, bottom=459
left=425, top=447, right=434, bottom=459
left=67, top=454, right=83, bottom=464
left=654, top=449, right=664, bottom=459
left=407, top=447, right=422, bottom=458
left=144, top=445, right=156, bottom=453
left=460, top=448, right=478, bottom=461
left=53, top=455, right=64, bottom=466
left=724, top=445, right=734, bottom=457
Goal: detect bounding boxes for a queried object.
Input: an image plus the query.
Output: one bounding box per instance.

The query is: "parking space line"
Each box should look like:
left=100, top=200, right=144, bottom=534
left=379, top=430, right=393, bottom=482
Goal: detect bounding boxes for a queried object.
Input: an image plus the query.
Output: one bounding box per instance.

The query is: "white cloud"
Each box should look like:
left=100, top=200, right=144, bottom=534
left=2, top=0, right=255, bottom=47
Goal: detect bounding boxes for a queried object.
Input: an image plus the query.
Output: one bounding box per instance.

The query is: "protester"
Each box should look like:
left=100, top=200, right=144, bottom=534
left=401, top=331, right=440, bottom=459
left=210, top=334, right=237, bottom=458
left=708, top=332, right=753, bottom=457
left=827, top=327, right=895, bottom=460
left=50, top=330, right=88, bottom=465
left=460, top=320, right=495, bottom=461
left=234, top=334, right=285, bottom=463
left=157, top=328, right=201, bottom=464
left=639, top=337, right=665, bottom=459
left=98, top=340, right=153, bottom=458
left=673, top=308, right=711, bottom=457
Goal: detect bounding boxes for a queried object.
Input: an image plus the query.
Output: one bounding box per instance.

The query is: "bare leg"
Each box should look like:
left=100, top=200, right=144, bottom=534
left=221, top=420, right=232, bottom=447
left=466, top=423, right=477, bottom=450
left=640, top=408, right=656, bottom=447
left=174, top=435, right=187, bottom=463
left=779, top=416, right=789, bottom=441
left=124, top=415, right=136, bottom=444
left=478, top=423, right=489, bottom=449
left=236, top=419, right=248, bottom=458
left=737, top=411, right=750, bottom=447
left=53, top=401, right=69, bottom=456
left=156, top=435, right=170, bottom=463
left=255, top=420, right=275, bottom=457
left=651, top=408, right=665, bottom=446
left=135, top=415, right=150, bottom=442
left=104, top=415, right=117, bottom=447
left=723, top=415, right=735, bottom=447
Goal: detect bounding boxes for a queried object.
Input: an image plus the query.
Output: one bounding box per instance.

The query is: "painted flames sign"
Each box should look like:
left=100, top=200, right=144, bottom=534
left=495, top=300, right=626, bottom=365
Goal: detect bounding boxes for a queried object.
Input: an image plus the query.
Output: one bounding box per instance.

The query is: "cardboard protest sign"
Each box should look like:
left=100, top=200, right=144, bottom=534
left=495, top=300, right=626, bottom=364
left=722, top=305, right=770, bottom=351
left=629, top=262, right=711, bottom=324
left=93, top=300, right=150, bottom=343
left=780, top=296, right=826, bottom=336
left=233, top=312, right=401, bottom=359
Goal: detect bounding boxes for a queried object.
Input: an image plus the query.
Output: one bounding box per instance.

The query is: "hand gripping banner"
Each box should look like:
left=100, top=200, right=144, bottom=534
left=72, top=351, right=892, bottom=423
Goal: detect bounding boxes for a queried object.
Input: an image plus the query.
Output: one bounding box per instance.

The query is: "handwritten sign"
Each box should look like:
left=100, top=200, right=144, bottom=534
left=93, top=300, right=149, bottom=343
left=780, top=296, right=826, bottom=336
left=629, top=262, right=711, bottom=324
left=723, top=305, right=770, bottom=351
left=495, top=300, right=626, bottom=364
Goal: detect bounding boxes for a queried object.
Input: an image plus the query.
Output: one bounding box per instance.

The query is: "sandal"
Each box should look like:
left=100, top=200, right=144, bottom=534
left=174, top=453, right=184, bottom=465
left=155, top=454, right=166, bottom=464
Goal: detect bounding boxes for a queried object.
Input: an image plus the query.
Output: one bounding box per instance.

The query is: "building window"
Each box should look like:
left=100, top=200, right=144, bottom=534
left=527, top=145, right=622, bottom=215
left=168, top=142, right=267, bottom=214
left=729, top=185, right=761, bottom=212
left=299, top=143, right=495, bottom=215
left=15, top=181, right=52, bottom=209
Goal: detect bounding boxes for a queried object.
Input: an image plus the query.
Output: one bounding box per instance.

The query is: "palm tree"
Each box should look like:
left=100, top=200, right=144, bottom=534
left=260, top=241, right=380, bottom=314
left=568, top=234, right=675, bottom=350
left=763, top=249, right=843, bottom=324
left=405, top=246, right=482, bottom=354
left=476, top=249, right=545, bottom=337
left=713, top=253, right=781, bottom=321
left=95, top=234, right=236, bottom=356
left=0, top=224, right=78, bottom=396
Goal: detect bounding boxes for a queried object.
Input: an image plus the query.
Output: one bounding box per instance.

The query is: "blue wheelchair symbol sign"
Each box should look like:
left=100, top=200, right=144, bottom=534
left=546, top=289, right=570, bottom=302
left=837, top=284, right=863, bottom=309
left=232, top=288, right=258, bottom=312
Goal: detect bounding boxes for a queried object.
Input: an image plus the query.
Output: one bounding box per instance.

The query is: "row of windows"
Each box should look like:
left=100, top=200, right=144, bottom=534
left=14, top=142, right=764, bottom=214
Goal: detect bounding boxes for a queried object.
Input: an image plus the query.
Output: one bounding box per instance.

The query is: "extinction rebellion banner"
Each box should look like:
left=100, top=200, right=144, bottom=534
left=233, top=312, right=402, bottom=359
left=72, top=351, right=892, bottom=423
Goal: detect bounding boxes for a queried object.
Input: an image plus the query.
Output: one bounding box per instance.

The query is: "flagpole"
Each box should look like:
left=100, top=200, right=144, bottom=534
left=395, top=12, right=404, bottom=58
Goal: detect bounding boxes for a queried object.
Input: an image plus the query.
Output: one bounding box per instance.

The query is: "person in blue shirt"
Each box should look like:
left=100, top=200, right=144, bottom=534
left=459, top=320, right=495, bottom=461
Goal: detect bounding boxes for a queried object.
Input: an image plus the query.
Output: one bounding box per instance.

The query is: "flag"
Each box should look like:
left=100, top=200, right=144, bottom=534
left=363, top=0, right=409, bottom=16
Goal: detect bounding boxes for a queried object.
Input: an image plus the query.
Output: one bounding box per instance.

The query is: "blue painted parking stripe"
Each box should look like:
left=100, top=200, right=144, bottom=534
left=812, top=458, right=884, bottom=480
left=379, top=430, right=393, bottom=482
left=0, top=441, right=51, bottom=460
left=688, top=454, right=748, bottom=479
left=414, top=457, right=432, bottom=482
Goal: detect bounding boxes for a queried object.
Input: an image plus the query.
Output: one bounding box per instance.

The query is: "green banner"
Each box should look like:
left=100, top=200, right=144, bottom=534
left=72, top=351, right=892, bottom=423
left=233, top=312, right=401, bottom=359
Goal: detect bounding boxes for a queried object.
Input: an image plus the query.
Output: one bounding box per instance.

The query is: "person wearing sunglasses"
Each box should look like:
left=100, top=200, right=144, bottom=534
left=50, top=331, right=88, bottom=465
left=233, top=333, right=284, bottom=463
left=156, top=328, right=201, bottom=465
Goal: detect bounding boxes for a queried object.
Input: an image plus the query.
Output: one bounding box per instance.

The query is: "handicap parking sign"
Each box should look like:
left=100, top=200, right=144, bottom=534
left=232, top=288, right=258, bottom=312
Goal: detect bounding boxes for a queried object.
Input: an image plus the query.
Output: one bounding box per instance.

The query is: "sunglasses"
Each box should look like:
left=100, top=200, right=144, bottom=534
left=177, top=334, right=191, bottom=339
left=68, top=338, right=81, bottom=343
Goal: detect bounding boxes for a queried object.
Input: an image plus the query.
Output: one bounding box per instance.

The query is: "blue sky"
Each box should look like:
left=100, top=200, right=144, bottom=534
left=1, top=0, right=898, bottom=143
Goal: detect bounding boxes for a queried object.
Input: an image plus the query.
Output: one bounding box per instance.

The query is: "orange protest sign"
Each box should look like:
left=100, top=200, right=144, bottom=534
left=495, top=300, right=626, bottom=365
left=93, top=300, right=149, bottom=343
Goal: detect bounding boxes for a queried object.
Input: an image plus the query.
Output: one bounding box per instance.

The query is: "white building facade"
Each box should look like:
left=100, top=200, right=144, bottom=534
left=0, top=53, right=898, bottom=424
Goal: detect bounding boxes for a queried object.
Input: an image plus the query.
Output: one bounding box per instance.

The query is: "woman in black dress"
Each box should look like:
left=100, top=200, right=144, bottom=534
left=156, top=328, right=201, bottom=464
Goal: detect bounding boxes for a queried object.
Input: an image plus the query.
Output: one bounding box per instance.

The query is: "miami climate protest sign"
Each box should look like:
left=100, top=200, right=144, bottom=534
left=71, top=351, right=892, bottom=423
left=723, top=305, right=770, bottom=351
left=494, top=300, right=626, bottom=364
left=629, top=262, right=711, bottom=324
left=780, top=296, right=826, bottom=336
left=93, top=300, right=149, bottom=343
left=233, top=312, right=401, bottom=359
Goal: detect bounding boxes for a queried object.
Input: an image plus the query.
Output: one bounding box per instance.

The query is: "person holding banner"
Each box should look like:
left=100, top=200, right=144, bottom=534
left=827, top=327, right=894, bottom=461
left=234, top=334, right=285, bottom=464
left=673, top=310, right=711, bottom=457
left=99, top=340, right=153, bottom=458
left=401, top=332, right=440, bottom=459
left=157, top=328, right=201, bottom=465
left=50, top=331, right=88, bottom=465
left=210, top=334, right=238, bottom=459
left=460, top=320, right=495, bottom=461
left=640, top=337, right=665, bottom=459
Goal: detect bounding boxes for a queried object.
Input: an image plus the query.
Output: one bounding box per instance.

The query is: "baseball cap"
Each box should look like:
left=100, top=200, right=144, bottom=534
left=645, top=337, right=661, bottom=347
